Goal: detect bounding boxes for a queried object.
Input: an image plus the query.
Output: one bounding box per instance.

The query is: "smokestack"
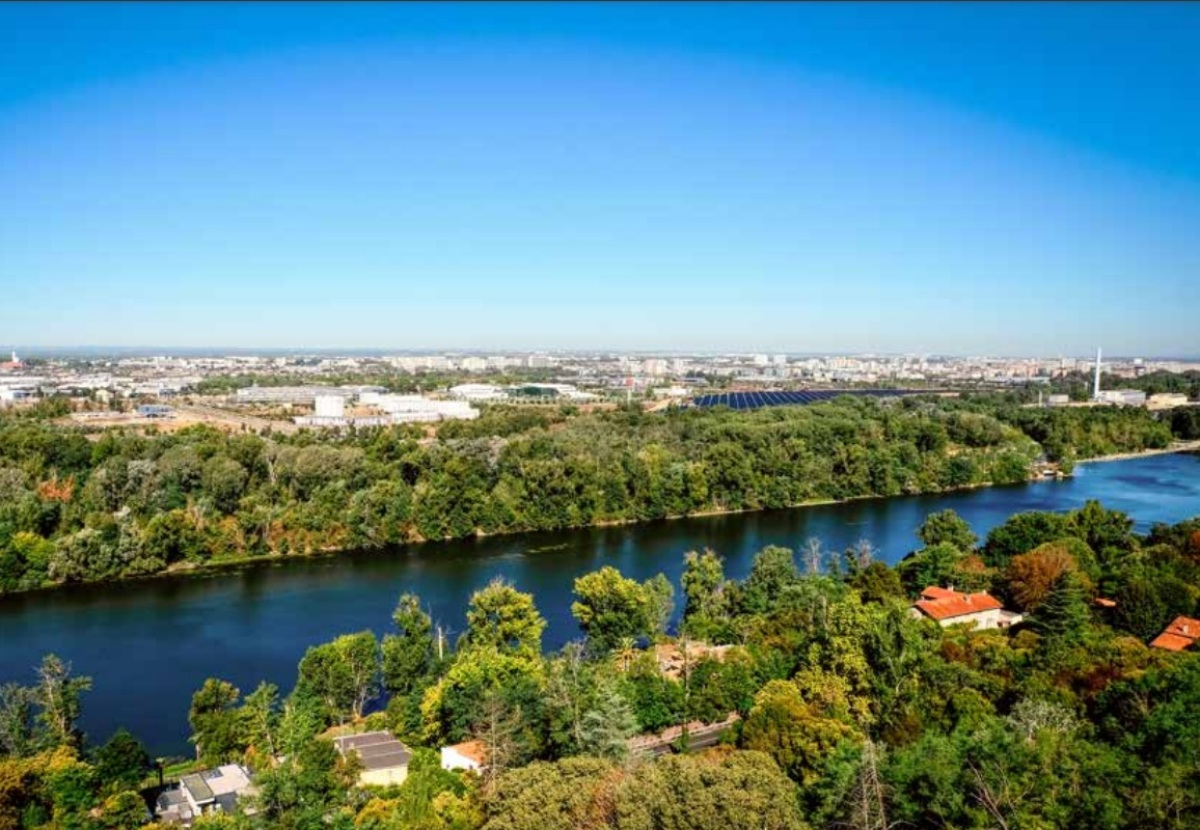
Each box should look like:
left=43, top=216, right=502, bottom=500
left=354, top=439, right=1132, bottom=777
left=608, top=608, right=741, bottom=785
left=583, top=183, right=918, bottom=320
left=1093, top=347, right=1102, bottom=400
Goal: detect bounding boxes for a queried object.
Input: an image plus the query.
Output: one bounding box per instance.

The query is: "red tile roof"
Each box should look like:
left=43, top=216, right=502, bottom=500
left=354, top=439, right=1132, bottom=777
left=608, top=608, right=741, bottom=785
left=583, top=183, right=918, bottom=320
left=914, top=587, right=1003, bottom=621
left=1150, top=616, right=1200, bottom=651
left=1150, top=632, right=1196, bottom=652
left=447, top=740, right=486, bottom=765
left=1163, top=616, right=1200, bottom=639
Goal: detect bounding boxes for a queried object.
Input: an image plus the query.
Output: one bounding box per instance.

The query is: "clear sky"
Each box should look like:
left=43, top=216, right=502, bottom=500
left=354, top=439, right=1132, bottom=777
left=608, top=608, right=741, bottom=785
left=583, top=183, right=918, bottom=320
left=1, top=2, right=1197, bottom=357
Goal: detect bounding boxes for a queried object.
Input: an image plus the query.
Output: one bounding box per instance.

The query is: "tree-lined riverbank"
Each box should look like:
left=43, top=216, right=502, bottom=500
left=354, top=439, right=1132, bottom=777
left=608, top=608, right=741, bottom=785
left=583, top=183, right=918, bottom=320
left=2, top=451, right=1197, bottom=753
left=1, top=396, right=1182, bottom=597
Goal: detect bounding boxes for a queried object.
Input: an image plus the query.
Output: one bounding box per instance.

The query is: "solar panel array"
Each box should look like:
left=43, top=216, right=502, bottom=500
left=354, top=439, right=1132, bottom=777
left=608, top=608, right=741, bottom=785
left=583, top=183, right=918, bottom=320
left=690, top=389, right=907, bottom=411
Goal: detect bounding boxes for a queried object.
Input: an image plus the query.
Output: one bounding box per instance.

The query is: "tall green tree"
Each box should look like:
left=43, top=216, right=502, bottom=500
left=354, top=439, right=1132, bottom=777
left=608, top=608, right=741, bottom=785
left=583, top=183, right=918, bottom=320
left=0, top=682, right=35, bottom=758
left=297, top=631, right=381, bottom=723
left=681, top=549, right=730, bottom=641
left=642, top=573, right=675, bottom=639
left=1029, top=570, right=1091, bottom=647
left=740, top=546, right=800, bottom=615
left=615, top=751, right=808, bottom=830
left=34, top=655, right=91, bottom=748
left=463, top=579, right=546, bottom=658
left=92, top=729, right=151, bottom=793
left=241, top=682, right=281, bottom=763
left=917, top=509, right=978, bottom=551
left=982, top=511, right=1072, bottom=566
left=578, top=681, right=638, bottom=761
left=740, top=679, right=862, bottom=787
left=188, top=678, right=243, bottom=766
left=897, top=542, right=964, bottom=593
left=571, top=566, right=651, bottom=653
left=382, top=594, right=436, bottom=695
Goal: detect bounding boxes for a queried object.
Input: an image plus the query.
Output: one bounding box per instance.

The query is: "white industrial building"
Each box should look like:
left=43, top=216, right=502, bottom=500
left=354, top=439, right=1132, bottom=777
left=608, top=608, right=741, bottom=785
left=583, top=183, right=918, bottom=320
left=237, top=385, right=384, bottom=405
left=294, top=392, right=479, bottom=428
left=449, top=383, right=507, bottom=402
left=364, top=393, right=479, bottom=422
left=0, top=387, right=34, bottom=407
left=1097, top=389, right=1147, bottom=407
left=314, top=394, right=345, bottom=418
left=509, top=383, right=597, bottom=401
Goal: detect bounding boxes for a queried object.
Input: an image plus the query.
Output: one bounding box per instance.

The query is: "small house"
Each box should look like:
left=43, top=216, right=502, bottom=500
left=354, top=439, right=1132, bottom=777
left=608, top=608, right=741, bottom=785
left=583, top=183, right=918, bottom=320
left=1150, top=616, right=1200, bottom=652
left=911, top=586, right=1023, bottom=630
left=332, top=731, right=412, bottom=787
left=440, top=740, right=486, bottom=772
left=155, top=764, right=255, bottom=826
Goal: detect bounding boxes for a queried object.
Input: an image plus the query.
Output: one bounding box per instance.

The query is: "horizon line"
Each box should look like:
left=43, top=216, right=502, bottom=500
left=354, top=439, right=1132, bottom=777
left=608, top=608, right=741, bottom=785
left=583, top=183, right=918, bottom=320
left=4, top=345, right=1198, bottom=363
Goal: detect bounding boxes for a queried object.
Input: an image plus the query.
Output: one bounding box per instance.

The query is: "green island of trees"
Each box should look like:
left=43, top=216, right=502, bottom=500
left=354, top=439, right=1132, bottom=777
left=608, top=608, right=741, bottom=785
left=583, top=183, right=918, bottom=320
left=0, top=393, right=1187, bottom=595
left=3, top=502, right=1200, bottom=829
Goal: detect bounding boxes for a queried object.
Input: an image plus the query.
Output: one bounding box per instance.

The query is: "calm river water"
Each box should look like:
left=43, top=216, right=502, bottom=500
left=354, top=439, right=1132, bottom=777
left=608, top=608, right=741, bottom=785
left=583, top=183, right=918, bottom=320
left=1, top=452, right=1197, bottom=754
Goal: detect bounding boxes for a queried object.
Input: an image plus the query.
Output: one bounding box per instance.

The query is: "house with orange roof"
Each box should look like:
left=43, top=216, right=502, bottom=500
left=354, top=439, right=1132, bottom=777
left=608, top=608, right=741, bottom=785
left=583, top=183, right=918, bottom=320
left=910, top=586, right=1023, bottom=630
left=440, top=740, right=487, bottom=772
left=1149, top=616, right=1200, bottom=652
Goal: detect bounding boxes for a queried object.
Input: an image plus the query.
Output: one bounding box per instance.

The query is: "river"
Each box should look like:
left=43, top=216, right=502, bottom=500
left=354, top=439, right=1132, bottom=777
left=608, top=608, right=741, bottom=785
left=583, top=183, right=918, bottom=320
left=1, top=452, right=1197, bottom=755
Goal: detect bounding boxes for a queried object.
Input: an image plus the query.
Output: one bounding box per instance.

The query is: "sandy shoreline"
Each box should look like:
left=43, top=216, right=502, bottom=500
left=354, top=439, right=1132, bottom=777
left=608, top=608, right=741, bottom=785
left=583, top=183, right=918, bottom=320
left=1076, top=441, right=1200, bottom=465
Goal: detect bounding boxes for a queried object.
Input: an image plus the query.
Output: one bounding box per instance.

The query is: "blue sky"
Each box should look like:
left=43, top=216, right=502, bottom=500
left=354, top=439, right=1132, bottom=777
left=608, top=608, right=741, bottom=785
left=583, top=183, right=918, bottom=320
left=0, top=2, right=1196, bottom=357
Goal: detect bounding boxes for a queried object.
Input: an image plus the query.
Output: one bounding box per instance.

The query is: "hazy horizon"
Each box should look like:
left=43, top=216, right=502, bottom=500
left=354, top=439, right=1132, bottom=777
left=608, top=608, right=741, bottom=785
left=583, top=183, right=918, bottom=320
left=2, top=3, right=1196, bottom=354
left=4, top=343, right=1196, bottom=364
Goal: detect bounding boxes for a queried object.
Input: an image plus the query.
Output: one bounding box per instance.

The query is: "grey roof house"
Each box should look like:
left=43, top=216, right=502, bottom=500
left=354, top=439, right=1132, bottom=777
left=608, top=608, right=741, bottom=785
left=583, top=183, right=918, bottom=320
left=155, top=764, right=256, bottom=825
left=332, top=731, right=413, bottom=787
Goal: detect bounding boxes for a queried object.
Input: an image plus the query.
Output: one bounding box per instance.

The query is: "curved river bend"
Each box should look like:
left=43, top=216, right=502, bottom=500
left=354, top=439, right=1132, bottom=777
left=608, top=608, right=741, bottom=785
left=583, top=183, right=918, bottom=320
left=1, top=453, right=1198, bottom=754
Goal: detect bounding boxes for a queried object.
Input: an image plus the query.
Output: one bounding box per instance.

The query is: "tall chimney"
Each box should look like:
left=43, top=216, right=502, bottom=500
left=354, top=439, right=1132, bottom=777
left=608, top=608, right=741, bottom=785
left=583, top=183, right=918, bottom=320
left=1093, top=347, right=1102, bottom=400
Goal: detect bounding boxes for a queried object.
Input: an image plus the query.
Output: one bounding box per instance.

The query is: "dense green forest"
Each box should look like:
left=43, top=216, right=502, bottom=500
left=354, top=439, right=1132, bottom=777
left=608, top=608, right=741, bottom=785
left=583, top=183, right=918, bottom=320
left=0, top=395, right=1184, bottom=595
left=3, top=503, right=1199, bottom=829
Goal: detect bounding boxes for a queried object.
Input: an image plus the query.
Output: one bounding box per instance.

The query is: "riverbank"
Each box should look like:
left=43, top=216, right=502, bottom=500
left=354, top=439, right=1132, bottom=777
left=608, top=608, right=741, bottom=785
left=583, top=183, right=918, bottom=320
left=1076, top=440, right=1200, bottom=465
left=3, top=445, right=1197, bottom=602
left=5, top=451, right=1198, bottom=754
left=0, top=486, right=993, bottom=599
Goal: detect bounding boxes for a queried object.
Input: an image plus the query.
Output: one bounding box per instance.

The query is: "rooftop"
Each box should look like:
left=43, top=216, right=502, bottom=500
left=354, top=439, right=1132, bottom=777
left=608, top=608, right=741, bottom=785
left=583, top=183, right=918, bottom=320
left=446, top=740, right=487, bottom=765
left=332, top=731, right=412, bottom=772
left=1150, top=616, right=1200, bottom=651
left=914, top=586, right=1004, bottom=621
left=180, top=774, right=214, bottom=804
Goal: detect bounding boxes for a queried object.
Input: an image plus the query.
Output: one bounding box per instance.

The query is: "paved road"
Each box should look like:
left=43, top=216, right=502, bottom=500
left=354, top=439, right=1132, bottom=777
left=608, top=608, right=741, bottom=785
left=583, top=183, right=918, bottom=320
left=637, top=722, right=735, bottom=757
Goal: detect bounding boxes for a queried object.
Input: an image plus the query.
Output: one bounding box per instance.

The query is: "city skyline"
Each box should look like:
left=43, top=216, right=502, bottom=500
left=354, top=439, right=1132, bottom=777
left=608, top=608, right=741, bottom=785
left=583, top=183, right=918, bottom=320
left=2, top=3, right=1197, bottom=354
left=5, top=343, right=1198, bottom=367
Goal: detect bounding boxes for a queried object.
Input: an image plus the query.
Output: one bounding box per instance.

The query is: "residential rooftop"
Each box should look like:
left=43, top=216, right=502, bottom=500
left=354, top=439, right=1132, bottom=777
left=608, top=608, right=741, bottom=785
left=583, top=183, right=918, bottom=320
left=331, top=731, right=412, bottom=772
left=1150, top=616, right=1200, bottom=652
